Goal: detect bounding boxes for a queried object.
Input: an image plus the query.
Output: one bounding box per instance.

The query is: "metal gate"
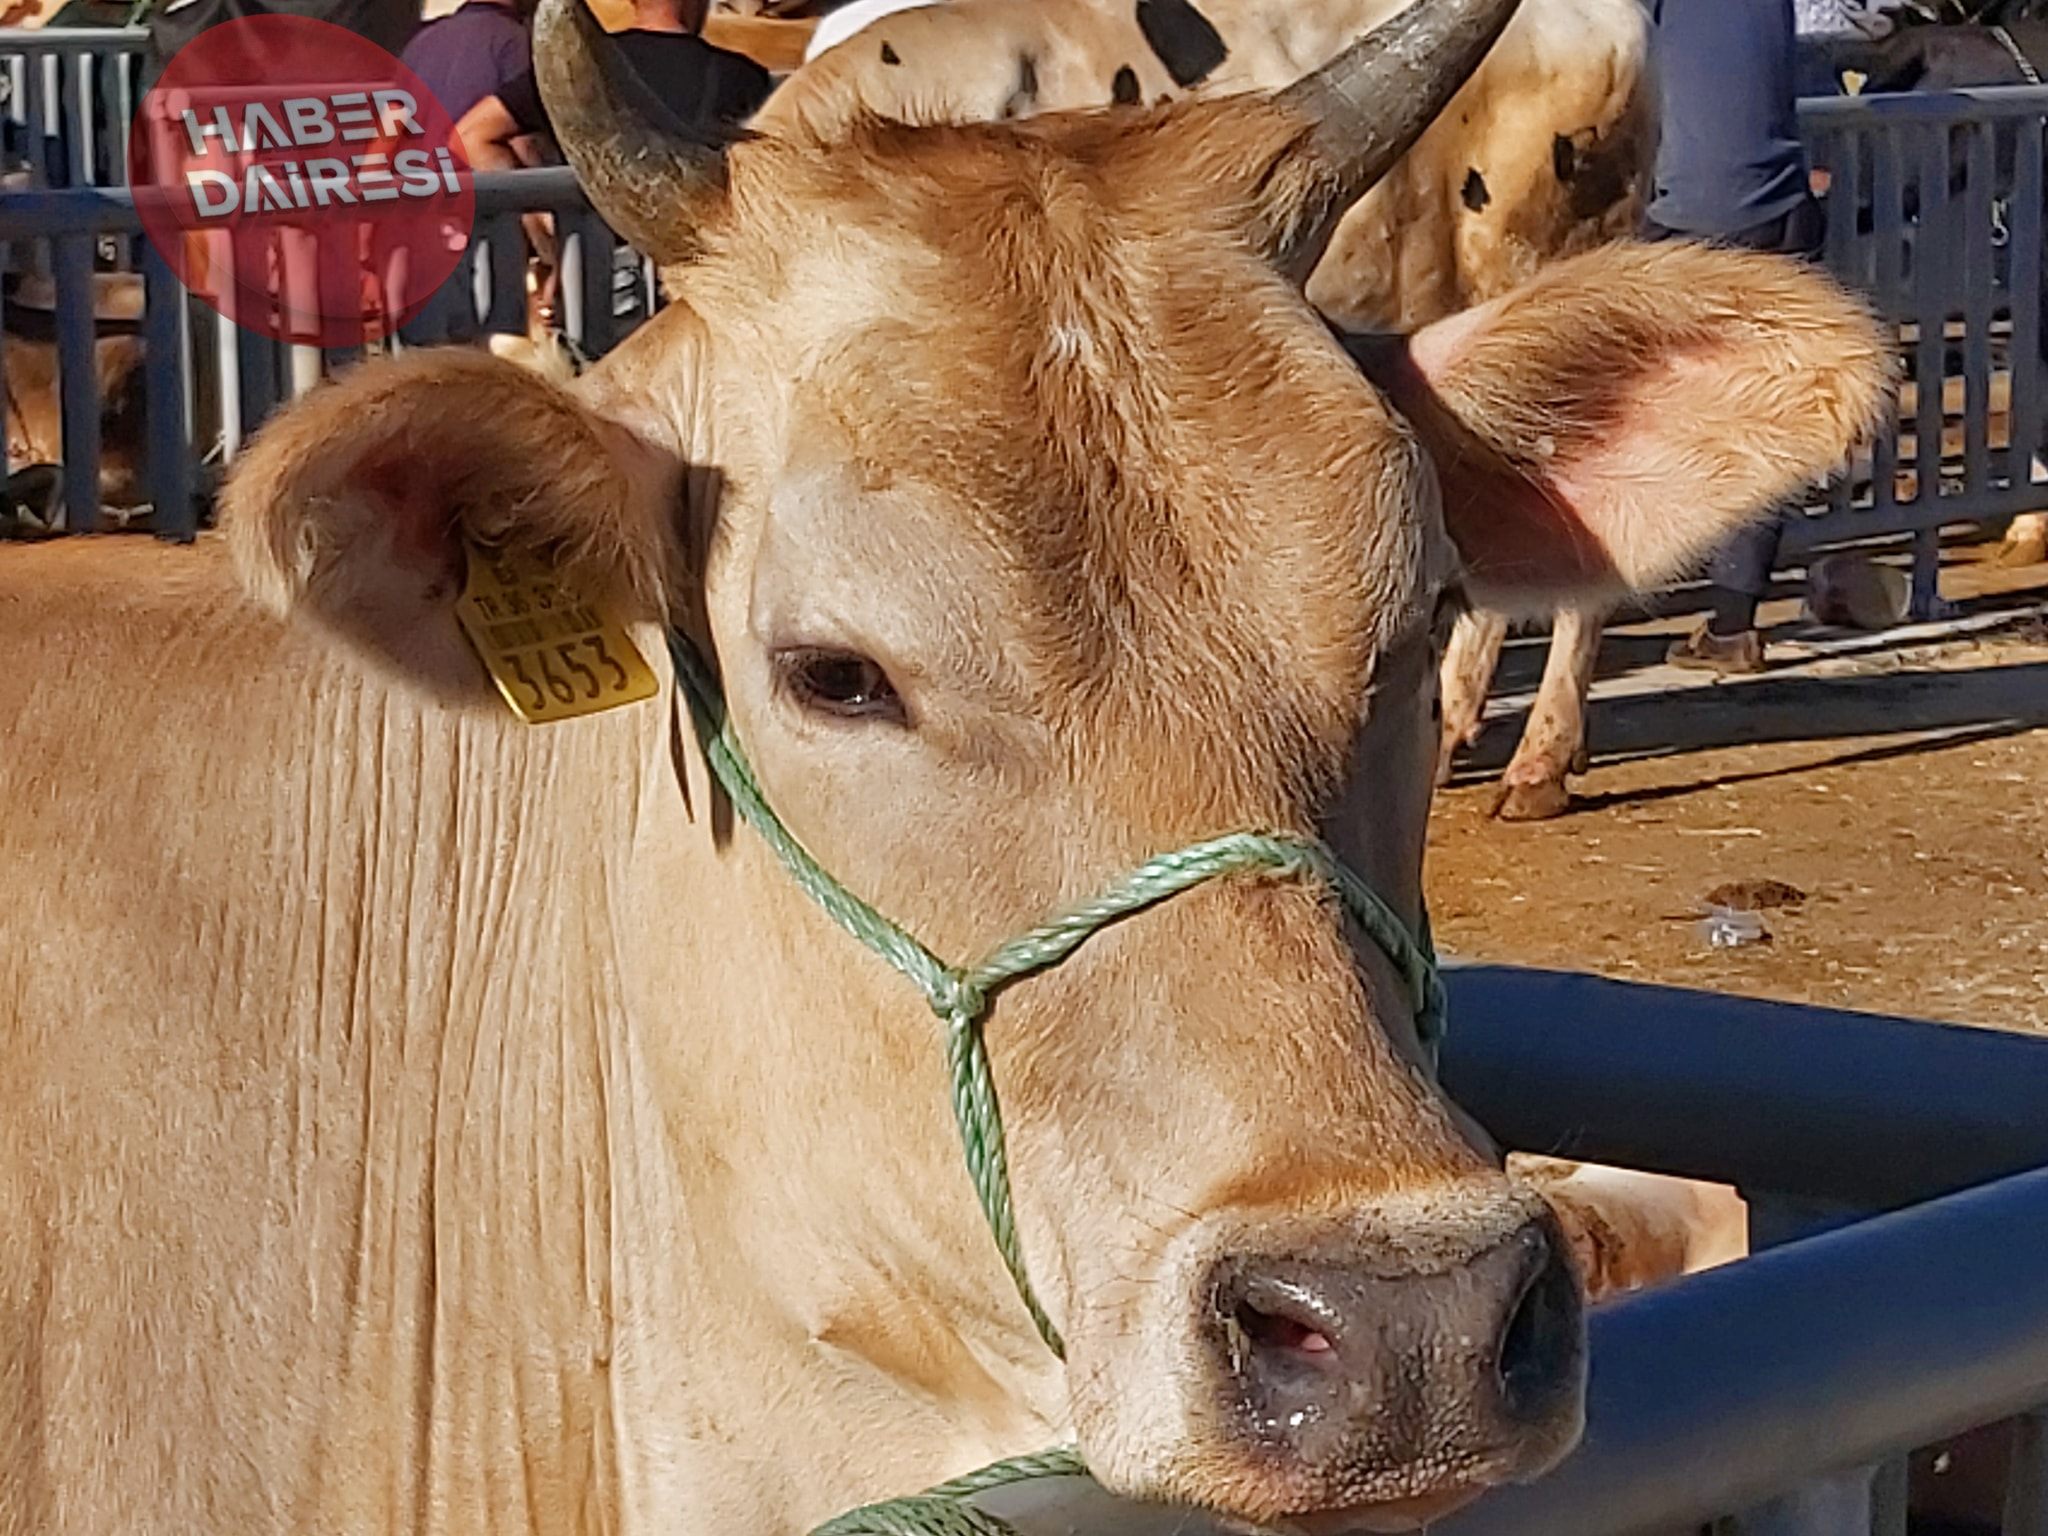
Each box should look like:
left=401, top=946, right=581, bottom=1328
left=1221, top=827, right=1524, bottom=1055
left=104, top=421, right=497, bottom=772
left=1800, top=85, right=2048, bottom=612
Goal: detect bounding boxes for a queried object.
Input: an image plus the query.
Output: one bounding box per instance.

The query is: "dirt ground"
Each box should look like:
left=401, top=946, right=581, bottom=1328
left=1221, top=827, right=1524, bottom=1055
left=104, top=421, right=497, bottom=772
left=1428, top=542, right=2048, bottom=1032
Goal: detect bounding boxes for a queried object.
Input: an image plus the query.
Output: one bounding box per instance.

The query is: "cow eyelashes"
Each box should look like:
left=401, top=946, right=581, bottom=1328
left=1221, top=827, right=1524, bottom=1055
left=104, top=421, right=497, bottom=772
left=776, top=647, right=908, bottom=724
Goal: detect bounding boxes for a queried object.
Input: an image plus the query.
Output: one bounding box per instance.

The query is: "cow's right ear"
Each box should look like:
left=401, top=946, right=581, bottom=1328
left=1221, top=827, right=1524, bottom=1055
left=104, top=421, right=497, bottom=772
left=225, top=346, right=683, bottom=693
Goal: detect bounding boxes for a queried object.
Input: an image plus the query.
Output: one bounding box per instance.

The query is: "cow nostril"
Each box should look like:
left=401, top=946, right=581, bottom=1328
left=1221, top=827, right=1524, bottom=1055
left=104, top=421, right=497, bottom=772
left=1495, top=1236, right=1579, bottom=1421
left=1235, top=1299, right=1335, bottom=1359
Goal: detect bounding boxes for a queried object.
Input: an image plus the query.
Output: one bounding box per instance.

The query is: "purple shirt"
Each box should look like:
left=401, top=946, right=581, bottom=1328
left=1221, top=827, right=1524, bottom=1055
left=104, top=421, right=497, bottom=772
left=400, top=0, right=534, bottom=125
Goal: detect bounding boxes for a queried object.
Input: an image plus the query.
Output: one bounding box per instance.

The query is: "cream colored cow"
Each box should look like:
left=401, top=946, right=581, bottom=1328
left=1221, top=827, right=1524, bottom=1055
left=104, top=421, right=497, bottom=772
left=0, top=1, right=1886, bottom=1530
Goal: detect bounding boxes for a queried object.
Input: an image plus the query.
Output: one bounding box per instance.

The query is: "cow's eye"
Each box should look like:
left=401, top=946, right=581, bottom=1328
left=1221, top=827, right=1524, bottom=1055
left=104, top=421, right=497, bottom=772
left=778, top=648, right=905, bottom=723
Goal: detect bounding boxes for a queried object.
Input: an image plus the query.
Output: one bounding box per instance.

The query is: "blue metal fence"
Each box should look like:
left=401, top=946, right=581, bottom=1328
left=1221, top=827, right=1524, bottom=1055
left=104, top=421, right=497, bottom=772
left=6, top=26, right=2048, bottom=607
left=0, top=165, right=659, bottom=535
left=0, top=26, right=143, bottom=191
left=1799, top=85, right=2048, bottom=613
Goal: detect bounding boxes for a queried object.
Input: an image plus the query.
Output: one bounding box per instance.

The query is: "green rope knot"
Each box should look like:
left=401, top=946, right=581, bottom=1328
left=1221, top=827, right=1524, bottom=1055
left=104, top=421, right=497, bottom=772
left=930, top=970, right=989, bottom=1026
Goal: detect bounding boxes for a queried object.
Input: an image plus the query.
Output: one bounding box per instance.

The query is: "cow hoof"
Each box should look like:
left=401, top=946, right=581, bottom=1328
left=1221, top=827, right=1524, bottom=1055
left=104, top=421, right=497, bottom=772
left=1570, top=744, right=1591, bottom=776
left=1997, top=533, right=2048, bottom=568
left=1435, top=726, right=1477, bottom=788
left=1490, top=778, right=1572, bottom=821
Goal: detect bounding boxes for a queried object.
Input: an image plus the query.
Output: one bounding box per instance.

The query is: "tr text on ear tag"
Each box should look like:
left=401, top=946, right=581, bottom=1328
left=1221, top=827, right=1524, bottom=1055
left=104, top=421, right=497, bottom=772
left=455, top=539, right=660, bottom=724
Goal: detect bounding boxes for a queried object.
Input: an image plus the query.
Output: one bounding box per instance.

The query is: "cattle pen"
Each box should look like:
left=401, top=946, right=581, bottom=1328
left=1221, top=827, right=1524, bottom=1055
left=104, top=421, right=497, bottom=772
left=5, top=26, right=2048, bottom=1536
left=6, top=25, right=2048, bottom=593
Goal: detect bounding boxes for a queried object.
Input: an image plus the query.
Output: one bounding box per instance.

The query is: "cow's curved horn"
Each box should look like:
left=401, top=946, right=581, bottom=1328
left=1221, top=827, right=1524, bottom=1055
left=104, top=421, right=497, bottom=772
left=1258, top=0, right=1523, bottom=282
left=533, top=0, right=735, bottom=264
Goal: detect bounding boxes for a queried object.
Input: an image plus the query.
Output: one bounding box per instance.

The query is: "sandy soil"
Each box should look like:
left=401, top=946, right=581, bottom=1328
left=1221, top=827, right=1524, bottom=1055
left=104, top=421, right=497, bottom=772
left=1427, top=544, right=2048, bottom=1032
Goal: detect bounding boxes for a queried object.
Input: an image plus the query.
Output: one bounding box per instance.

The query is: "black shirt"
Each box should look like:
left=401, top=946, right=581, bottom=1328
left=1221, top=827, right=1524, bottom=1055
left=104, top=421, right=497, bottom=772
left=500, top=30, right=772, bottom=138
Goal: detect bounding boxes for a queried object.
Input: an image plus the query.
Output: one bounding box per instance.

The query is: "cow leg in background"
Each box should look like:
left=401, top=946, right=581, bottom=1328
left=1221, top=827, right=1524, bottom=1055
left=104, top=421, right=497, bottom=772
left=1436, top=606, right=1508, bottom=787
left=2000, top=510, right=2048, bottom=567
left=1509, top=1156, right=1748, bottom=1300
left=1491, top=603, right=1603, bottom=822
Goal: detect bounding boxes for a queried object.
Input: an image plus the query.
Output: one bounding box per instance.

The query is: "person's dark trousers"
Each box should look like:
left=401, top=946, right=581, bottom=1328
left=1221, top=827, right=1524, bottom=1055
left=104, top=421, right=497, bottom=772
left=1643, top=195, right=1827, bottom=637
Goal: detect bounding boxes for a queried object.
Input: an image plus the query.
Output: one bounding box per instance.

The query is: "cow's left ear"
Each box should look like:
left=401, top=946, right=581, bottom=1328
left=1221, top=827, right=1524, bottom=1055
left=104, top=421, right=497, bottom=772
left=1351, top=241, right=1894, bottom=614
left=225, top=345, right=683, bottom=693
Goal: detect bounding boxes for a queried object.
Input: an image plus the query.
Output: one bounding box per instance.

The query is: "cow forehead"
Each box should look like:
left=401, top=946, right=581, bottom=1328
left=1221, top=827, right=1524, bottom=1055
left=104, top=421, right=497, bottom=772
left=694, top=144, right=1443, bottom=790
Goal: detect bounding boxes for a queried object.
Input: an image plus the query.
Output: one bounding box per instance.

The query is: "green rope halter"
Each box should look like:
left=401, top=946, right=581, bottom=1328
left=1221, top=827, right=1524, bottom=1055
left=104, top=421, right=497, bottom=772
left=664, top=630, right=1445, bottom=1525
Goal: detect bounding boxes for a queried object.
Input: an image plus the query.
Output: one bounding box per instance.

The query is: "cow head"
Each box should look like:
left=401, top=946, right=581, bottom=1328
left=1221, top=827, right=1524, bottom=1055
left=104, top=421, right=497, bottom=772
left=225, top=0, right=1887, bottom=1524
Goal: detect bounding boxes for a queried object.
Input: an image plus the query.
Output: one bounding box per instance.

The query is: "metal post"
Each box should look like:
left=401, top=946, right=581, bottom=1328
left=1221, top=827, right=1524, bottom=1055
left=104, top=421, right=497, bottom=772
left=1729, top=1193, right=1881, bottom=1536
left=141, top=241, right=192, bottom=539
left=1908, top=526, right=1943, bottom=619
left=2008, top=1410, right=2048, bottom=1536
left=1869, top=1455, right=1908, bottom=1536
left=51, top=231, right=100, bottom=533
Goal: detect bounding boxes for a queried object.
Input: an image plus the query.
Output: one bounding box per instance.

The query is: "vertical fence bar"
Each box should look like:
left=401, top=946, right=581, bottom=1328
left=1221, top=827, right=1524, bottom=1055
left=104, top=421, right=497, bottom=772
left=558, top=219, right=586, bottom=350
left=22, top=45, right=47, bottom=186
left=3, top=54, right=24, bottom=172
left=1870, top=1454, right=1908, bottom=1536
left=115, top=48, right=136, bottom=186
left=1908, top=122, right=1950, bottom=619
left=1912, top=122, right=1945, bottom=510
left=1730, top=1192, right=1881, bottom=1536
left=141, top=240, right=192, bottom=539
left=2009, top=1410, right=2048, bottom=1536
left=52, top=231, right=101, bottom=534
left=1872, top=124, right=1904, bottom=515
left=65, top=49, right=90, bottom=191
left=1964, top=122, right=1995, bottom=498
left=2013, top=117, right=2046, bottom=505
left=1820, top=122, right=1862, bottom=522
left=483, top=211, right=527, bottom=333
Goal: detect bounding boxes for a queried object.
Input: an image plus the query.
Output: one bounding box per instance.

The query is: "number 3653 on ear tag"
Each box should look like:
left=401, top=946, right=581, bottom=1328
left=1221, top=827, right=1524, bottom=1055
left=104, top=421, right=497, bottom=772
left=454, top=540, right=660, bottom=725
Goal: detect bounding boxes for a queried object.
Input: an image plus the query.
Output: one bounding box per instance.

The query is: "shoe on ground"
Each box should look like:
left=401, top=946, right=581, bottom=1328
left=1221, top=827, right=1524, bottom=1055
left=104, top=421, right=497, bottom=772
left=1666, top=622, right=1765, bottom=675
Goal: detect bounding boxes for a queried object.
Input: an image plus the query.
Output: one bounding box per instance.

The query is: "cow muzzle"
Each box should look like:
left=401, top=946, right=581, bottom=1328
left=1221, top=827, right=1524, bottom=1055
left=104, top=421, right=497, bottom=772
left=1191, top=1187, right=1585, bottom=1521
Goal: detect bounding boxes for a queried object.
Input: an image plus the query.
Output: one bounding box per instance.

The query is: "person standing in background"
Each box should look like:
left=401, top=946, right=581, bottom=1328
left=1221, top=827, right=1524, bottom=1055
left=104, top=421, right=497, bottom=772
left=401, top=0, right=540, bottom=126
left=457, top=0, right=771, bottom=165
left=1644, top=0, right=1828, bottom=674
left=452, top=0, right=770, bottom=343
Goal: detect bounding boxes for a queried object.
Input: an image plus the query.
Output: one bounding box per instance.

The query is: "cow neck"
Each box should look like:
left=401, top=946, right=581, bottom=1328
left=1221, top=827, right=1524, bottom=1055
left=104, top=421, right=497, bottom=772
left=662, top=627, right=1446, bottom=1536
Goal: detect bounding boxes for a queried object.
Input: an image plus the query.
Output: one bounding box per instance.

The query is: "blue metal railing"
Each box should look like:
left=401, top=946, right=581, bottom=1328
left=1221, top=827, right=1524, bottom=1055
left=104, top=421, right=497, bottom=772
left=1798, top=85, right=2048, bottom=612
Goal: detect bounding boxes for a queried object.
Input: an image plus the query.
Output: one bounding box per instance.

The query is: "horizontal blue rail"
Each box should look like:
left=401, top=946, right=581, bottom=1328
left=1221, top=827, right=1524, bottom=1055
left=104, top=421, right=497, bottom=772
left=1439, top=964, right=2048, bottom=1208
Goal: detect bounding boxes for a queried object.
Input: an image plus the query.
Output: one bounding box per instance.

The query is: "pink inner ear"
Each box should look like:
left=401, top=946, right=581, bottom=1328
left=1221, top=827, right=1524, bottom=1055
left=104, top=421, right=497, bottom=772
left=1447, top=460, right=1618, bottom=597
left=356, top=449, right=464, bottom=593
left=1356, top=327, right=1622, bottom=601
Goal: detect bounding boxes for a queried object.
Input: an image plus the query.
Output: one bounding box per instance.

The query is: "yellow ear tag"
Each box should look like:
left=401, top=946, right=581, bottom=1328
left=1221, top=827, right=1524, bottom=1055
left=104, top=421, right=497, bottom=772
left=455, top=540, right=660, bottom=724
